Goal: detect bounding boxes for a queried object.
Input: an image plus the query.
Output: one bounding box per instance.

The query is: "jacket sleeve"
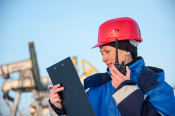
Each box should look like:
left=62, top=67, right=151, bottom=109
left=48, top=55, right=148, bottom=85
left=147, top=81, right=175, bottom=116
left=48, top=99, right=66, bottom=116
left=48, top=90, right=91, bottom=116
left=112, top=80, right=161, bottom=116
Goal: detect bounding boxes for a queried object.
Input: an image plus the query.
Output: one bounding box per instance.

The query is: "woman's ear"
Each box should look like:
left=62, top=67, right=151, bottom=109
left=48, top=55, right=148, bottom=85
left=125, top=51, right=131, bottom=56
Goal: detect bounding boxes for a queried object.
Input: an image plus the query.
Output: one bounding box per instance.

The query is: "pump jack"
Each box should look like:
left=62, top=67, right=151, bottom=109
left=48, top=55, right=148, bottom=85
left=0, top=43, right=51, bottom=116
left=0, top=42, right=98, bottom=116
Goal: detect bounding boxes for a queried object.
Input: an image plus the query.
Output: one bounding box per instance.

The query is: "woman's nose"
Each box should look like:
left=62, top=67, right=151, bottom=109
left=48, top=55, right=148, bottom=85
left=102, top=55, right=107, bottom=62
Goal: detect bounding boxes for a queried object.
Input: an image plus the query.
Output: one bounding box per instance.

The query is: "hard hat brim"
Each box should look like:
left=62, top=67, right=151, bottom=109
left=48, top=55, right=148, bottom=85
left=92, top=41, right=115, bottom=49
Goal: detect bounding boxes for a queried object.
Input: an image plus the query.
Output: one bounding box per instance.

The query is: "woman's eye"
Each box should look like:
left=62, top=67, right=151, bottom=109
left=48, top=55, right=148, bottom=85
left=106, top=51, right=109, bottom=53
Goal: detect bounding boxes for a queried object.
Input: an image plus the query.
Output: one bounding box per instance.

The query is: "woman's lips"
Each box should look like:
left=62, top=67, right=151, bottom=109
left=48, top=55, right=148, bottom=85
left=107, top=63, right=112, bottom=67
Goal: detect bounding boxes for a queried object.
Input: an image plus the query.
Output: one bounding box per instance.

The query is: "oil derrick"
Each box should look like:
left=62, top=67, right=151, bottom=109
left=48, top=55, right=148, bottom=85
left=0, top=42, right=51, bottom=116
left=0, top=43, right=98, bottom=116
left=72, top=57, right=98, bottom=86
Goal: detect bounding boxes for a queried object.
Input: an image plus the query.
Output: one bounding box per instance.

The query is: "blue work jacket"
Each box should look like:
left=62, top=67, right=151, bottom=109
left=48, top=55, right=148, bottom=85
left=86, top=58, right=175, bottom=116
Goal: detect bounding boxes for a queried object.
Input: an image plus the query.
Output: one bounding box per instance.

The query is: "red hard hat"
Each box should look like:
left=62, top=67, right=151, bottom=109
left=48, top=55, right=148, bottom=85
left=92, top=17, right=142, bottom=48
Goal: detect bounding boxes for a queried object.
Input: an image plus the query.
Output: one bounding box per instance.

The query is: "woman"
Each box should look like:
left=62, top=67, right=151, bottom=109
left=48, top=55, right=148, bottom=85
left=49, top=17, right=175, bottom=116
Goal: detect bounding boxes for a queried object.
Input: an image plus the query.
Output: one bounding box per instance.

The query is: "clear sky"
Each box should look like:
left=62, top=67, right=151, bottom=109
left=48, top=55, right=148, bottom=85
left=0, top=0, right=175, bottom=115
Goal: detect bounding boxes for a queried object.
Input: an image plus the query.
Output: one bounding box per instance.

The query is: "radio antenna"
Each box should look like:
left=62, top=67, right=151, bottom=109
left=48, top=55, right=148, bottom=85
left=115, top=38, right=119, bottom=65
left=114, top=38, right=126, bottom=75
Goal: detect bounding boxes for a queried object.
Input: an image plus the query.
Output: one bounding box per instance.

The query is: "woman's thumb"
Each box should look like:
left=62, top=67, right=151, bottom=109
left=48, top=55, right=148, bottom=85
left=126, top=66, right=131, bottom=79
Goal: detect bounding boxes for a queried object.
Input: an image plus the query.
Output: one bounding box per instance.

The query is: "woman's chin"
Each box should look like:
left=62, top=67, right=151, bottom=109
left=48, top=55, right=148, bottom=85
left=107, top=64, right=112, bottom=68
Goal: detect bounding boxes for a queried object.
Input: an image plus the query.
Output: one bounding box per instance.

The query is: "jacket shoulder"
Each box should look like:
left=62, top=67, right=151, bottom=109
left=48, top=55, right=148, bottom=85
left=84, top=72, right=111, bottom=90
left=138, top=66, right=164, bottom=93
left=138, top=66, right=173, bottom=95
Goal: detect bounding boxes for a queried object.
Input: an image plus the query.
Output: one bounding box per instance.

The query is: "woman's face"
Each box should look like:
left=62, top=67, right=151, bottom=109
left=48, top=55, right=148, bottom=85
left=100, top=45, right=126, bottom=68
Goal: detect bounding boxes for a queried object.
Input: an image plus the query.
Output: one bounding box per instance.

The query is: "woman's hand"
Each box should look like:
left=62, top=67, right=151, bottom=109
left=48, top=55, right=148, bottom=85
left=109, top=65, right=131, bottom=89
left=49, top=84, right=64, bottom=109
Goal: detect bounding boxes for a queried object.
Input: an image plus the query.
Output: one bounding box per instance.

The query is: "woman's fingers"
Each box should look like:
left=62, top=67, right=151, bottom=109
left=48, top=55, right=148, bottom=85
left=52, top=98, right=62, bottom=109
left=126, top=66, right=131, bottom=80
left=111, top=75, right=118, bottom=82
left=109, top=65, right=124, bottom=80
left=53, top=83, right=61, bottom=89
left=54, top=103, right=62, bottom=109
left=51, top=96, right=62, bottom=107
left=57, top=99, right=62, bottom=103
left=49, top=83, right=64, bottom=109
left=51, top=93, right=60, bottom=99
left=50, top=86, right=64, bottom=102
left=110, top=65, right=124, bottom=77
left=110, top=65, right=131, bottom=89
left=111, top=75, right=121, bottom=89
left=55, top=87, right=64, bottom=93
left=110, top=69, right=117, bottom=78
left=51, top=86, right=64, bottom=94
left=53, top=97, right=61, bottom=103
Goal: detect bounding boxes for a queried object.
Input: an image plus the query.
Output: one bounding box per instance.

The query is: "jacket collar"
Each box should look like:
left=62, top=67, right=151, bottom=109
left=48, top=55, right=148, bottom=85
left=128, top=57, right=145, bottom=74
left=84, top=57, right=145, bottom=90
left=127, top=57, right=145, bottom=84
left=108, top=57, right=145, bottom=78
left=128, top=57, right=160, bottom=92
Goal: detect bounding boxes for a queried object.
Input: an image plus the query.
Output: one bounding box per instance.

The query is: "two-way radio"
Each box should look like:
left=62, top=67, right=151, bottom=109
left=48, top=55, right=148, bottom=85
left=114, top=38, right=126, bottom=75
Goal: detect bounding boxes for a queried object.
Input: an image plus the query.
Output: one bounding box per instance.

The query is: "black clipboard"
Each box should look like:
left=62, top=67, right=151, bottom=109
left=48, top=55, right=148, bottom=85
left=47, top=57, right=96, bottom=116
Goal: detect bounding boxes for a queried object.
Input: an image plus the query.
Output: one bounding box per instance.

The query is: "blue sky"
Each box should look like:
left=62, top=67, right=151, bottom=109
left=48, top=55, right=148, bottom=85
left=0, top=0, right=175, bottom=115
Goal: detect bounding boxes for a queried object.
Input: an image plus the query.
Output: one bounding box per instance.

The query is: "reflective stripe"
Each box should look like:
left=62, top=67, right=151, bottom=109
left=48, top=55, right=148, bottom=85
left=144, top=94, right=148, bottom=99
left=112, top=85, right=139, bottom=105
left=158, top=112, right=163, bottom=116
left=48, top=101, right=66, bottom=116
left=48, top=101, right=59, bottom=116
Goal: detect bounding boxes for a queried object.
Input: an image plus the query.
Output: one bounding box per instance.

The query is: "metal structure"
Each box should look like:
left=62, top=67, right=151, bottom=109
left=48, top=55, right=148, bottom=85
left=1, top=42, right=174, bottom=116
left=0, top=43, right=98, bottom=116
left=0, top=43, right=51, bottom=116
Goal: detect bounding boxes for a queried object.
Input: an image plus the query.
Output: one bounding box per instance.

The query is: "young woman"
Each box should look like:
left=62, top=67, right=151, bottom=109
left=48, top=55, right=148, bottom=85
left=49, top=17, right=175, bottom=116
